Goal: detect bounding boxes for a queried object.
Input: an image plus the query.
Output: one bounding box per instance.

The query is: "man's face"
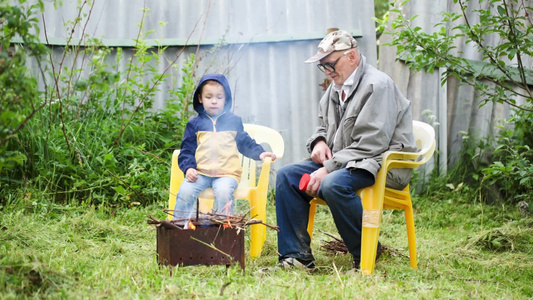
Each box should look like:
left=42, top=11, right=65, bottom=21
left=199, top=82, right=226, bottom=116
left=319, top=50, right=358, bottom=86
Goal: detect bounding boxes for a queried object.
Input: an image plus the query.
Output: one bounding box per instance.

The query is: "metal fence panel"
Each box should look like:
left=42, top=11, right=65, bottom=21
left=19, top=0, right=378, bottom=169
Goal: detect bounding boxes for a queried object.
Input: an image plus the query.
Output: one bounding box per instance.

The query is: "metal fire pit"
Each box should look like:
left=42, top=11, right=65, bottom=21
left=156, top=225, right=245, bottom=271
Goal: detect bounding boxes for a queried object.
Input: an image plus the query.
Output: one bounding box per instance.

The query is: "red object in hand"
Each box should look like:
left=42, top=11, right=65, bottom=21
left=299, top=173, right=311, bottom=191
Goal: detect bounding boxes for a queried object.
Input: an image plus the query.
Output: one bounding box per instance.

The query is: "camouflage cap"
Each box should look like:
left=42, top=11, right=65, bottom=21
left=305, top=30, right=358, bottom=63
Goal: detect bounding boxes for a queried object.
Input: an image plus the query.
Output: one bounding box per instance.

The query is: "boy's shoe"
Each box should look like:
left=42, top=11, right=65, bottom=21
left=278, top=257, right=316, bottom=270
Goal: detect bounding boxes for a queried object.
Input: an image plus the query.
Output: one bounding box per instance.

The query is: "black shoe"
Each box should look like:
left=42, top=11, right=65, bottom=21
left=352, top=243, right=382, bottom=270
left=376, top=242, right=383, bottom=261
left=352, top=259, right=361, bottom=270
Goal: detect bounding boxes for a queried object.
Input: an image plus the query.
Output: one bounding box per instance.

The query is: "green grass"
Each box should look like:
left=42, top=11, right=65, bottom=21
left=1, top=194, right=532, bottom=299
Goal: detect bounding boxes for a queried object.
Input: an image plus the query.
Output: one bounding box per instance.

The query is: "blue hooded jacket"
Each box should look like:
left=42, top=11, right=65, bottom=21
left=178, top=73, right=265, bottom=180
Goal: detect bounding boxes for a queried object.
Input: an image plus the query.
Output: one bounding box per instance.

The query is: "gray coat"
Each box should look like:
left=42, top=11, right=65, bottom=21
left=306, top=54, right=416, bottom=189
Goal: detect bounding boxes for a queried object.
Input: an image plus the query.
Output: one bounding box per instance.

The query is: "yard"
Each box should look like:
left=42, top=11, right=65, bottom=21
left=1, top=1, right=532, bottom=299
left=1, top=192, right=532, bottom=299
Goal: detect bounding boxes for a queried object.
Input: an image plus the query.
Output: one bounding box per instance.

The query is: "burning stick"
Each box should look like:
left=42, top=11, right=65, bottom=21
left=188, top=221, right=197, bottom=230
left=147, top=213, right=279, bottom=231
left=242, top=218, right=280, bottom=231
left=147, top=215, right=181, bottom=230
left=223, top=220, right=232, bottom=229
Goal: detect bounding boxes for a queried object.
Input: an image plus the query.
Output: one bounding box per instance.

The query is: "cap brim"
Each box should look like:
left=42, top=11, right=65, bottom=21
left=304, top=51, right=331, bottom=63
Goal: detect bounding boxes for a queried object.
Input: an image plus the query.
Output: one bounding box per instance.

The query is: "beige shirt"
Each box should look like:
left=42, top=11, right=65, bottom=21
left=333, top=67, right=358, bottom=106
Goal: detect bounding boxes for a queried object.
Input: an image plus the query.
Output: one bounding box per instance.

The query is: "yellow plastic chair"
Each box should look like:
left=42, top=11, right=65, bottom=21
left=307, top=120, right=436, bottom=275
left=168, top=124, right=284, bottom=258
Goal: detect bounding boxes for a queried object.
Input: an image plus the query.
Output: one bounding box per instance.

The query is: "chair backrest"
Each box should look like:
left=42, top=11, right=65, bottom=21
left=412, top=120, right=436, bottom=165
left=243, top=124, right=285, bottom=158
left=239, top=124, right=284, bottom=188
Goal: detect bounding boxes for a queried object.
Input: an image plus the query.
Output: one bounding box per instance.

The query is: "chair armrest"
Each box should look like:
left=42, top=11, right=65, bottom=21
left=382, top=136, right=436, bottom=174
left=256, top=157, right=272, bottom=192
left=382, top=150, right=422, bottom=162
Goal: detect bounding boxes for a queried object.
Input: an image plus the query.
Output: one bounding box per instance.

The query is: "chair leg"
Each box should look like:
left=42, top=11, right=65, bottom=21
left=360, top=226, right=381, bottom=275
left=249, top=193, right=267, bottom=258
left=404, top=199, right=418, bottom=269
left=307, top=201, right=318, bottom=240
left=359, top=186, right=384, bottom=276
left=249, top=224, right=266, bottom=258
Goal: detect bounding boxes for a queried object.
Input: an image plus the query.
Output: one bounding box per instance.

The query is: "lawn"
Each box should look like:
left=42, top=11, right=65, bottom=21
left=1, top=193, right=532, bottom=299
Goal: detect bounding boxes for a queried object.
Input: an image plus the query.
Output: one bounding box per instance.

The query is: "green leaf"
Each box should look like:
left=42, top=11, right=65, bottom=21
left=491, top=240, right=502, bottom=248
left=497, top=5, right=505, bottom=16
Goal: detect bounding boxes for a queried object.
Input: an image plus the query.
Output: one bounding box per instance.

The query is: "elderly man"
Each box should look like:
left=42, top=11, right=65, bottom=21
left=275, top=30, right=416, bottom=270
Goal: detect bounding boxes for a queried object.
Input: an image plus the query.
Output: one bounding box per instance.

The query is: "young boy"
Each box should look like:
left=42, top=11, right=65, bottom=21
left=173, top=73, right=276, bottom=221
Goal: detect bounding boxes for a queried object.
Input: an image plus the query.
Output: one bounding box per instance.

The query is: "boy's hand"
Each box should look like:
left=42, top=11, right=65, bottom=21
left=260, top=152, right=277, bottom=162
left=185, top=168, right=198, bottom=182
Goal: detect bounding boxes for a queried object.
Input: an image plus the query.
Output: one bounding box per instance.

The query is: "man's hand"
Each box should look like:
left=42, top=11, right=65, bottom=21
left=185, top=168, right=198, bottom=182
left=311, top=140, right=332, bottom=164
left=306, top=167, right=329, bottom=197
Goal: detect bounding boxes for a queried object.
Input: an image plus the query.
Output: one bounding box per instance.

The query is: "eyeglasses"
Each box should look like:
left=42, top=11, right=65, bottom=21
left=317, top=50, right=351, bottom=73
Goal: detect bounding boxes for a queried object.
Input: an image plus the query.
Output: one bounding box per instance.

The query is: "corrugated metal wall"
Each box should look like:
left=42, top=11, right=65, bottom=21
left=27, top=0, right=378, bottom=169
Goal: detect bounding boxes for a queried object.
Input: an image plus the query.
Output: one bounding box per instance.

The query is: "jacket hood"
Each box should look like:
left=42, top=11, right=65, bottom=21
left=193, top=73, right=233, bottom=113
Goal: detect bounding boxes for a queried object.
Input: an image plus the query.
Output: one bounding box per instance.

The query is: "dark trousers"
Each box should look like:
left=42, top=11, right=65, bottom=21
left=276, top=160, right=375, bottom=261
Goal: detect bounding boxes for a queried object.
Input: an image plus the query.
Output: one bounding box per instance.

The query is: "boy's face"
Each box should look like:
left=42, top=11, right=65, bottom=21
left=199, top=81, right=226, bottom=116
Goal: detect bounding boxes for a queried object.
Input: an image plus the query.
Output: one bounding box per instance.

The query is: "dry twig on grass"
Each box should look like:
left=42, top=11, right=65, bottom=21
left=318, top=229, right=349, bottom=255
left=318, top=229, right=405, bottom=258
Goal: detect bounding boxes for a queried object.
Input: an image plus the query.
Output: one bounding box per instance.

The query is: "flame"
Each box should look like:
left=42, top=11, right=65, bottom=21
left=223, top=220, right=232, bottom=229
left=188, top=221, right=196, bottom=230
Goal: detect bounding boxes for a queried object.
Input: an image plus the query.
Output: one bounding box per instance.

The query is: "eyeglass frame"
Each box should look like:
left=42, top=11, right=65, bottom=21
left=316, top=49, right=353, bottom=73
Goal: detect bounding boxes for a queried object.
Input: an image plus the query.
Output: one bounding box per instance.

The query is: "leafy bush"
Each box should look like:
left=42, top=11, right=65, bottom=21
left=1, top=1, right=196, bottom=206
left=481, top=110, right=533, bottom=203
left=386, top=0, right=532, bottom=205
left=0, top=0, right=48, bottom=174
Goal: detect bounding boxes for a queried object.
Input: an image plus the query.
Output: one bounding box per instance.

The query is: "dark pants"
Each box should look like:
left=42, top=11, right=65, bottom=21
left=276, top=160, right=375, bottom=261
